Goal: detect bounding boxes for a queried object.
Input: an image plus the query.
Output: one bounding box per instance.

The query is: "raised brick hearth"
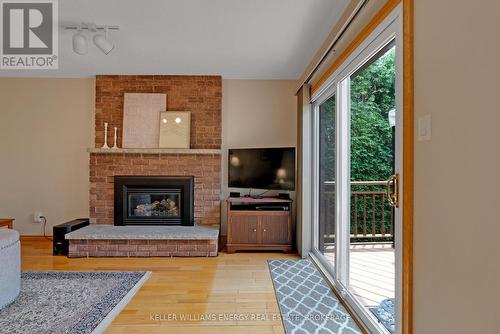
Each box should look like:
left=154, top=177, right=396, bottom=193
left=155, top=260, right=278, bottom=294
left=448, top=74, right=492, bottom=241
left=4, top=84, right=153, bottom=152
left=66, top=225, right=219, bottom=258
left=68, top=239, right=218, bottom=258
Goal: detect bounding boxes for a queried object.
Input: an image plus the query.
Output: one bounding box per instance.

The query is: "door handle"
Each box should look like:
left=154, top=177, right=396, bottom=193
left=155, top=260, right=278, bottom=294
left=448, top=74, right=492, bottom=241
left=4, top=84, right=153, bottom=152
left=386, top=174, right=400, bottom=208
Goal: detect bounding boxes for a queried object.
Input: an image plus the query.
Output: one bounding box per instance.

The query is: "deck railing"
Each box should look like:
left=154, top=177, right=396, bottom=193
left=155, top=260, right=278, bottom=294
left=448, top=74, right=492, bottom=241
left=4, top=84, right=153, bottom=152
left=321, top=181, right=394, bottom=243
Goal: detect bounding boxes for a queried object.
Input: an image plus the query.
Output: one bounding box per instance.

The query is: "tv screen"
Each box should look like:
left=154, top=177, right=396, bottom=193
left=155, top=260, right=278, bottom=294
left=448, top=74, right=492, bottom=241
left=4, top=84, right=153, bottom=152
left=228, top=147, right=296, bottom=190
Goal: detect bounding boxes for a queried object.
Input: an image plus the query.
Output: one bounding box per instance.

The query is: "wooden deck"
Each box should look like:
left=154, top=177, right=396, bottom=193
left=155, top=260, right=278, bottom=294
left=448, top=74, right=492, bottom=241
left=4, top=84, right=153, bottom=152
left=324, top=243, right=395, bottom=308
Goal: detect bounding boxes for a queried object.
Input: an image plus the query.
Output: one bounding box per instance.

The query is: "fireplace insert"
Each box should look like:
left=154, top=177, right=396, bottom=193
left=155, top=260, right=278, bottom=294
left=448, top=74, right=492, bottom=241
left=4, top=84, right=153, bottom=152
left=114, top=176, right=194, bottom=226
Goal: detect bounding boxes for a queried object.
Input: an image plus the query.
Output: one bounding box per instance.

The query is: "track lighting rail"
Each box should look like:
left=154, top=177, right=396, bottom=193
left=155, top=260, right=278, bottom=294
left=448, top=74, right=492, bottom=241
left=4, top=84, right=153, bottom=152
left=65, top=25, right=120, bottom=31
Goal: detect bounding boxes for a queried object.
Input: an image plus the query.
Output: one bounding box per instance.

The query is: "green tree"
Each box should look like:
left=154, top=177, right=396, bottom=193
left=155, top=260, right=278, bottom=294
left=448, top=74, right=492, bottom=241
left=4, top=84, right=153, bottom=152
left=318, top=47, right=396, bottom=238
left=320, top=47, right=395, bottom=182
left=350, top=47, right=395, bottom=182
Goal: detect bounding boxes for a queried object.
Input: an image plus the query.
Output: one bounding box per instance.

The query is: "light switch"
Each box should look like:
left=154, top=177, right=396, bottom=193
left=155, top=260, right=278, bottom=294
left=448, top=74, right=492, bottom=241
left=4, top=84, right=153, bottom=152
left=418, top=114, right=432, bottom=141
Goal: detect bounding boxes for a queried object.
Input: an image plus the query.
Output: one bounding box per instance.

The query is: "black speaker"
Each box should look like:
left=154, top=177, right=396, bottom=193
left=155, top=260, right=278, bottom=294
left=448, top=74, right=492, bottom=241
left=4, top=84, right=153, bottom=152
left=229, top=192, right=240, bottom=198
left=53, top=219, right=90, bottom=255
left=278, top=193, right=290, bottom=200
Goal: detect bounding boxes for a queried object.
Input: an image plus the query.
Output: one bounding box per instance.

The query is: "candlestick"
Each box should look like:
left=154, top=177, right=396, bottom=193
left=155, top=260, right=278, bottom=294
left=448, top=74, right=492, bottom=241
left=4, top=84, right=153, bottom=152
left=112, top=127, right=119, bottom=149
left=101, top=122, right=110, bottom=149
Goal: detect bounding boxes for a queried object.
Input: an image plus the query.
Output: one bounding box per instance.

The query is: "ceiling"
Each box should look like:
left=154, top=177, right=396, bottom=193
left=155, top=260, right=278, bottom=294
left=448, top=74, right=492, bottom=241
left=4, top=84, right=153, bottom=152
left=0, top=0, right=349, bottom=79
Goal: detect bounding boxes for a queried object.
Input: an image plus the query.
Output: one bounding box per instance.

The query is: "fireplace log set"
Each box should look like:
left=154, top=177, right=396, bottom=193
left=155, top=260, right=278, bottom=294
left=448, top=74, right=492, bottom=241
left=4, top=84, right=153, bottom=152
left=133, top=198, right=179, bottom=217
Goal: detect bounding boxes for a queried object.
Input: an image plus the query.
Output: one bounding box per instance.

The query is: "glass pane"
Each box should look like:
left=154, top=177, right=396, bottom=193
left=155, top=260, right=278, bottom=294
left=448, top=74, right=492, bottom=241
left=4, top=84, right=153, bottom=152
left=349, top=44, right=396, bottom=333
left=318, top=94, right=336, bottom=268
left=128, top=192, right=180, bottom=217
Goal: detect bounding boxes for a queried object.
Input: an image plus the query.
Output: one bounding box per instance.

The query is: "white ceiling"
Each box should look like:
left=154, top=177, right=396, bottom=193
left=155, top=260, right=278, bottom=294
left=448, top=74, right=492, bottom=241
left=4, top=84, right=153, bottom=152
left=0, top=0, right=349, bottom=79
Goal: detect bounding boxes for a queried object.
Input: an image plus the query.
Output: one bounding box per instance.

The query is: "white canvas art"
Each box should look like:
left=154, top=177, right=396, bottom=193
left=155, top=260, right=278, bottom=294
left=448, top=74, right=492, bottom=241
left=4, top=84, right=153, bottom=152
left=159, top=111, right=191, bottom=148
left=122, top=93, right=167, bottom=148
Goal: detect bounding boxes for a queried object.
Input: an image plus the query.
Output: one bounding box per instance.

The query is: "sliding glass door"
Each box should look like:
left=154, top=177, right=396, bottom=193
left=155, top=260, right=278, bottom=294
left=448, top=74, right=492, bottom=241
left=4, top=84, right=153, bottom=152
left=317, top=94, right=336, bottom=269
left=310, top=8, right=402, bottom=334
left=347, top=43, right=397, bottom=334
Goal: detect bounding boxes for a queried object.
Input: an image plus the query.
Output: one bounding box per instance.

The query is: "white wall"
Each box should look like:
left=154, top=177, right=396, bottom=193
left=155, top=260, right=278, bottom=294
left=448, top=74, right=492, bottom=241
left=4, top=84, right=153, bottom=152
left=414, top=1, right=500, bottom=333
left=221, top=80, right=297, bottom=234
left=0, top=78, right=95, bottom=235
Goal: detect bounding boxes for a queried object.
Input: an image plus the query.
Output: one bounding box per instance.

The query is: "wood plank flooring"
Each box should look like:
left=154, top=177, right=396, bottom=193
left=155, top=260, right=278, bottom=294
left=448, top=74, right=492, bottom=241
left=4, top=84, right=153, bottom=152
left=21, top=239, right=299, bottom=334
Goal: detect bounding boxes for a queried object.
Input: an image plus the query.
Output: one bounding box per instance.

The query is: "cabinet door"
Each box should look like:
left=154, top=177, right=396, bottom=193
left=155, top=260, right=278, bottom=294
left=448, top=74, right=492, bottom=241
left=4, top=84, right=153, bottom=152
left=230, top=215, right=259, bottom=244
left=260, top=214, right=290, bottom=244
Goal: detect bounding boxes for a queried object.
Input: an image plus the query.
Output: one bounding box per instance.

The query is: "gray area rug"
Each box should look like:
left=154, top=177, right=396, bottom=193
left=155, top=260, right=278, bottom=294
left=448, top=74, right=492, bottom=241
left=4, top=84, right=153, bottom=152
left=0, top=271, right=150, bottom=334
left=268, top=259, right=361, bottom=334
left=370, top=298, right=395, bottom=333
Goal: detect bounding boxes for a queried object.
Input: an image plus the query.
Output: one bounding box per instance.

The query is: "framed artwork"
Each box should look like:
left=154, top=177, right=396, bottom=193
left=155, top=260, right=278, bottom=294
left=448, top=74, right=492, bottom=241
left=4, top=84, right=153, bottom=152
left=122, top=93, right=167, bottom=148
left=159, top=111, right=191, bottom=149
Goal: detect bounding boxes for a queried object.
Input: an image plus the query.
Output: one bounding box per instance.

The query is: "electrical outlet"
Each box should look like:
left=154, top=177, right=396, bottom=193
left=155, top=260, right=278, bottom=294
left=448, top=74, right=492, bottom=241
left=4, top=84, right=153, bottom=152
left=34, top=212, right=44, bottom=223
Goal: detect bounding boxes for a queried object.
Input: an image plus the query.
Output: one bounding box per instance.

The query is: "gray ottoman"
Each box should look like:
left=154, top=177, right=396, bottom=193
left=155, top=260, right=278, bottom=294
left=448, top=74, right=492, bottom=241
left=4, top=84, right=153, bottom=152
left=0, top=228, right=20, bottom=309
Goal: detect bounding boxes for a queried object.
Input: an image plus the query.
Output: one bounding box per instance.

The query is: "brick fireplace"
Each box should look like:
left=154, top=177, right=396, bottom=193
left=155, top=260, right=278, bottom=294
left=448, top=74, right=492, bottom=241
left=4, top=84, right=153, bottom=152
left=70, top=75, right=223, bottom=258
left=90, top=153, right=220, bottom=226
left=89, top=75, right=222, bottom=228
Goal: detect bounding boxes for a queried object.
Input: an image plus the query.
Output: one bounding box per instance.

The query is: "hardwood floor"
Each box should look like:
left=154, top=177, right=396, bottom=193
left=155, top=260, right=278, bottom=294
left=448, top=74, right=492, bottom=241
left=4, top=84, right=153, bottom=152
left=21, top=239, right=299, bottom=334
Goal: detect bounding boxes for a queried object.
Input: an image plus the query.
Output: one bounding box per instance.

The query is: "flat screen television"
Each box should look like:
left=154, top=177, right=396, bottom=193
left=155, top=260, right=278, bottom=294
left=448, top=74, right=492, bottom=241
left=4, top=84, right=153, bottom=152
left=228, top=147, right=296, bottom=190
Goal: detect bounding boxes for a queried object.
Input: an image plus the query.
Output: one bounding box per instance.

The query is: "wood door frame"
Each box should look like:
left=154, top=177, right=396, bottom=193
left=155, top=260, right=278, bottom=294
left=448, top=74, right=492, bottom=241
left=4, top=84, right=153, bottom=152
left=309, top=0, right=413, bottom=333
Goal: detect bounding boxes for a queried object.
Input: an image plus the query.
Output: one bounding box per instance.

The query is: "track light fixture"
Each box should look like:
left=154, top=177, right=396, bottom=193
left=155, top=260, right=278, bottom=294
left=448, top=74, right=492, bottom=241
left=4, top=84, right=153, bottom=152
left=72, top=28, right=88, bottom=55
left=66, top=23, right=119, bottom=55
left=93, top=29, right=114, bottom=55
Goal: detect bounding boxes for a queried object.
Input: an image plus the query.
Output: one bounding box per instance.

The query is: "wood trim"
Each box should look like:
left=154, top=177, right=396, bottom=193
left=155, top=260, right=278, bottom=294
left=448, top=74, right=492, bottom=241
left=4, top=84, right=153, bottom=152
left=402, top=1, right=414, bottom=333
left=309, top=1, right=414, bottom=333
left=20, top=235, right=51, bottom=241
left=226, top=244, right=292, bottom=253
left=310, top=0, right=400, bottom=95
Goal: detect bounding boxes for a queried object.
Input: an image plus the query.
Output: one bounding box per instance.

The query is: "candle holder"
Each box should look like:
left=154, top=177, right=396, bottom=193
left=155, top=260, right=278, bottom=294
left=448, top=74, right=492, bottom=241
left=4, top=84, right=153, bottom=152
left=112, top=127, right=119, bottom=149
left=101, top=122, right=110, bottom=149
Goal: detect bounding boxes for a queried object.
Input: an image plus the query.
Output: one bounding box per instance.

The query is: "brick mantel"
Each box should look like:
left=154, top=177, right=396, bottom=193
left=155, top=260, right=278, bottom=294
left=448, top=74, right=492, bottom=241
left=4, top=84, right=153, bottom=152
left=90, top=75, right=222, bottom=227
left=87, top=148, right=221, bottom=154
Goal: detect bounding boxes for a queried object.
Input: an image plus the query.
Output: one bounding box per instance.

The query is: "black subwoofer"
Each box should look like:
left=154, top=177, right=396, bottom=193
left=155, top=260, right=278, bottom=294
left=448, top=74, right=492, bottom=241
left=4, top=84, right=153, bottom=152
left=53, top=219, right=89, bottom=255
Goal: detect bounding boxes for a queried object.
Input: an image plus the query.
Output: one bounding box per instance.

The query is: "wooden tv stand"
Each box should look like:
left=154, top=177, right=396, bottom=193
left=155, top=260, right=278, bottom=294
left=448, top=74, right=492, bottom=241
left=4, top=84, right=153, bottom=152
left=226, top=197, right=292, bottom=254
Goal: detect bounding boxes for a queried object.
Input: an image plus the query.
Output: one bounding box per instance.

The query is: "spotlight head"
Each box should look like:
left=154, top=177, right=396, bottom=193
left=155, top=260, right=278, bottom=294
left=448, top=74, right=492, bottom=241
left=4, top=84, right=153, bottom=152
left=72, top=31, right=88, bottom=55
left=93, top=34, right=114, bottom=55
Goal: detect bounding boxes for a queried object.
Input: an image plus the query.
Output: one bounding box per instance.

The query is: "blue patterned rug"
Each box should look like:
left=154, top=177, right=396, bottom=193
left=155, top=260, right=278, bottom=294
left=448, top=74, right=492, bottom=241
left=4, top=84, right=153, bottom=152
left=370, top=298, right=395, bottom=333
left=0, top=271, right=150, bottom=334
left=268, top=259, right=361, bottom=334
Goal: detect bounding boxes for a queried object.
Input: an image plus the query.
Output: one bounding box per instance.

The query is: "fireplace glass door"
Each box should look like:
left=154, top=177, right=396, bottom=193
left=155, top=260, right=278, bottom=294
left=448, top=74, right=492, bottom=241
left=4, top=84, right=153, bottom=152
left=114, top=176, right=194, bottom=226
left=128, top=190, right=181, bottom=219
